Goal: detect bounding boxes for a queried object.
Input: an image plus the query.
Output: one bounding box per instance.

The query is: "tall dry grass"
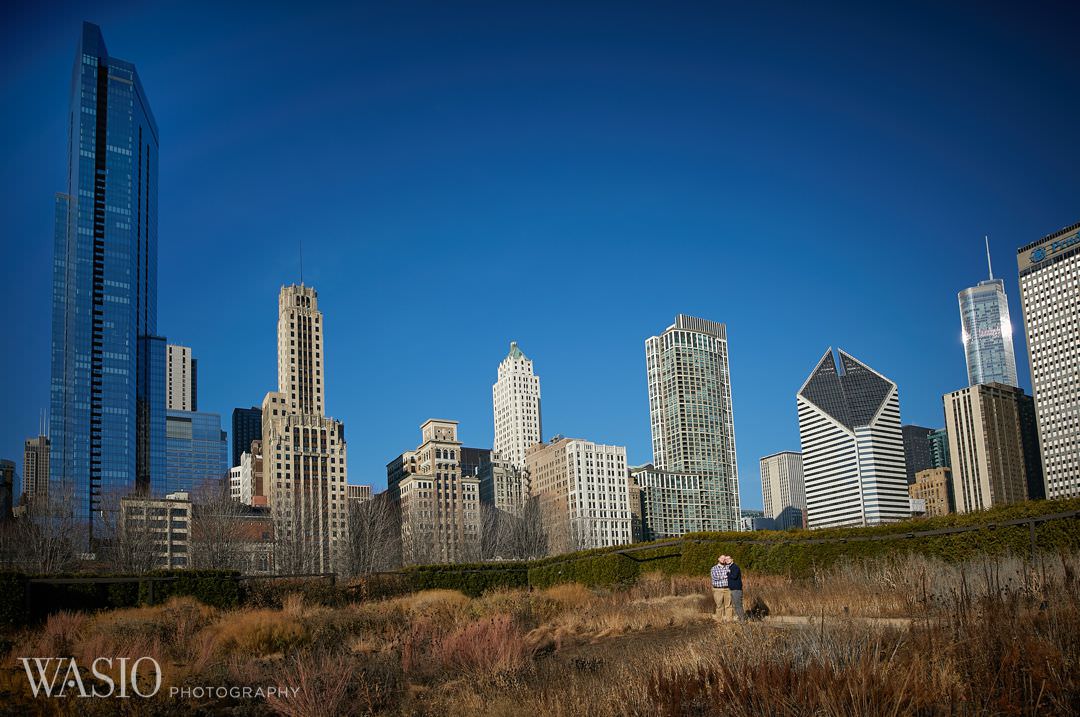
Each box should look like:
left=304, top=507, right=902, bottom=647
left=0, top=553, right=1077, bottom=715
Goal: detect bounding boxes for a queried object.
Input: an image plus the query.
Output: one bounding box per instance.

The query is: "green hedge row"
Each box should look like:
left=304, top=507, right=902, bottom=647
left=403, top=562, right=529, bottom=597
left=413, top=498, right=1080, bottom=590
left=0, top=570, right=242, bottom=626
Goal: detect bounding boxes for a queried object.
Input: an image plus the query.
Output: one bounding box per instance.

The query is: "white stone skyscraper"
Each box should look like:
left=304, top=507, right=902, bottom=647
left=645, top=315, right=740, bottom=532
left=797, top=348, right=910, bottom=529
left=492, top=341, right=542, bottom=470
left=1017, top=221, right=1080, bottom=498
left=958, top=239, right=1018, bottom=387
left=262, top=284, right=348, bottom=573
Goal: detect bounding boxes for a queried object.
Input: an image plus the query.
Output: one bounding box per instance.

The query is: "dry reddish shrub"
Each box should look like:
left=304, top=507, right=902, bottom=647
left=435, top=613, right=532, bottom=680
left=24, top=610, right=88, bottom=656
left=265, top=649, right=353, bottom=717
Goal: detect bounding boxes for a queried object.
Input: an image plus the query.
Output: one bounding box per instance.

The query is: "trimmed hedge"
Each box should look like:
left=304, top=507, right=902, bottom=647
left=528, top=543, right=681, bottom=589
left=0, top=570, right=242, bottom=625
left=519, top=498, right=1080, bottom=589
left=403, top=562, right=529, bottom=597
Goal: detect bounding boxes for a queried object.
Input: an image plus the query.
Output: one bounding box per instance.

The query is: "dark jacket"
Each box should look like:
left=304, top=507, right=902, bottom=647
left=726, top=563, right=743, bottom=591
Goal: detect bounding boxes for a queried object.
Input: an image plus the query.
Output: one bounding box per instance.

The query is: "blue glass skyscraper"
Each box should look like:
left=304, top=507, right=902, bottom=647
left=958, top=240, right=1018, bottom=387
left=166, top=410, right=228, bottom=495
left=49, top=23, right=165, bottom=542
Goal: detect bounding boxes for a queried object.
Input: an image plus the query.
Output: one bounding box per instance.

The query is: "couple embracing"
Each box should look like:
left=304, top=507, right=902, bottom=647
left=709, top=554, right=745, bottom=623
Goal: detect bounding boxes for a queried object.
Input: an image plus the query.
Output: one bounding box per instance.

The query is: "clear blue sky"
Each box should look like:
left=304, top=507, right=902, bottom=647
left=2, top=1, right=1077, bottom=507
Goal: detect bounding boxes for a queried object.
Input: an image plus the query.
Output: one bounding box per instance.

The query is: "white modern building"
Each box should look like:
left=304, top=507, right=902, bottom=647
left=645, top=315, right=741, bottom=531
left=262, top=284, right=349, bottom=573
left=1017, top=221, right=1080, bottom=498
left=229, top=451, right=255, bottom=505
left=959, top=239, right=1019, bottom=387
left=759, top=451, right=806, bottom=530
left=492, top=341, right=542, bottom=471
left=526, top=437, right=631, bottom=553
left=166, top=344, right=198, bottom=411
left=797, top=348, right=911, bottom=529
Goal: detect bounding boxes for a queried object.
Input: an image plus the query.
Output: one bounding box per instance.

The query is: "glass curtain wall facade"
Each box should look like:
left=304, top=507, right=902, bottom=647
left=231, top=407, right=262, bottom=466
left=959, top=279, right=1018, bottom=387
left=928, top=428, right=952, bottom=469
left=645, top=315, right=740, bottom=531
left=165, top=410, right=228, bottom=495
left=49, top=23, right=163, bottom=542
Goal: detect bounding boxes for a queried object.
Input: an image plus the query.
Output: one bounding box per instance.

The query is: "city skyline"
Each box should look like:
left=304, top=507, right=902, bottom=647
left=4, top=3, right=1080, bottom=508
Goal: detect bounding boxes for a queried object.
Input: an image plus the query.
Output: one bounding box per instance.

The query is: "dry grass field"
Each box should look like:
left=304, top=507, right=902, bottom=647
left=2, top=554, right=1078, bottom=716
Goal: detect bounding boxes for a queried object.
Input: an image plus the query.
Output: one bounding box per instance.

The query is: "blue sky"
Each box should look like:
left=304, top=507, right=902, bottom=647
left=2, top=1, right=1078, bottom=507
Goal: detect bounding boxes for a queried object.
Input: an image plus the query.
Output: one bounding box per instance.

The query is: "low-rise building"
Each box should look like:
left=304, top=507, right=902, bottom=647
left=909, top=467, right=955, bottom=517
left=120, top=491, right=193, bottom=569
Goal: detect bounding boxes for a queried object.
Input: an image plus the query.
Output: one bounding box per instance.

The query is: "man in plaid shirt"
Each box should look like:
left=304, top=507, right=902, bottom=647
left=710, top=554, right=743, bottom=622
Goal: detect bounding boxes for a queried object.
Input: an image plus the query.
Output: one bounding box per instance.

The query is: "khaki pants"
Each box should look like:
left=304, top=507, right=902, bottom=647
left=712, top=587, right=736, bottom=622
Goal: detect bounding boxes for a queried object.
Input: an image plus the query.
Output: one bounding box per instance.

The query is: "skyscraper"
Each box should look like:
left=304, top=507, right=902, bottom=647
left=943, top=382, right=1042, bottom=512
left=23, top=435, right=50, bottom=504
left=1017, top=221, right=1080, bottom=498
left=644, top=315, right=741, bottom=532
left=492, top=342, right=542, bottom=471
left=231, top=407, right=262, bottom=467
left=387, top=420, right=481, bottom=564
left=165, top=409, right=228, bottom=495
left=262, top=284, right=349, bottom=573
left=959, top=239, right=1018, bottom=387
left=901, top=425, right=935, bottom=484
left=928, top=428, right=951, bottom=469
left=49, top=23, right=165, bottom=540
left=759, top=451, right=806, bottom=530
left=166, top=344, right=197, bottom=411
left=797, top=349, right=910, bottom=529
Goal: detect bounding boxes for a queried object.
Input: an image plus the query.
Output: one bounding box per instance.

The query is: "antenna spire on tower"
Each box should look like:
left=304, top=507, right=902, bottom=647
left=299, top=238, right=304, bottom=286
left=985, top=235, right=993, bottom=280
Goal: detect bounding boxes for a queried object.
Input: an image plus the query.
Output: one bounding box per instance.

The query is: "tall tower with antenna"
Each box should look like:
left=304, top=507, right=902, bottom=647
left=958, top=236, right=1018, bottom=387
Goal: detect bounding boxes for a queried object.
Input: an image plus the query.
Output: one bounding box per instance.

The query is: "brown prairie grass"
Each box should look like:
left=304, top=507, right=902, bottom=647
left=1, top=553, right=1078, bottom=716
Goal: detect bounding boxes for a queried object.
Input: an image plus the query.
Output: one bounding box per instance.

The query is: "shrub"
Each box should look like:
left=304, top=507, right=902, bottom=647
left=403, top=562, right=529, bottom=597
left=209, top=609, right=310, bottom=655
left=435, top=613, right=532, bottom=680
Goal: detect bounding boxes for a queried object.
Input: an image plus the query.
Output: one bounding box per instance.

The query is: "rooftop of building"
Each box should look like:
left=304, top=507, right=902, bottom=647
left=1017, top=220, right=1080, bottom=253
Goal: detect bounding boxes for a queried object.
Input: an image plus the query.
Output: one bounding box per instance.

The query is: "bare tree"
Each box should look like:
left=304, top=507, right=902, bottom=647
left=512, top=495, right=548, bottom=559
left=0, top=489, right=83, bottom=574
left=481, top=504, right=515, bottom=560
left=95, top=489, right=162, bottom=574
left=0, top=488, right=84, bottom=570
left=272, top=504, right=311, bottom=575
left=480, top=497, right=549, bottom=561
left=400, top=508, right=439, bottom=566
left=189, top=481, right=252, bottom=572
left=340, top=492, right=401, bottom=576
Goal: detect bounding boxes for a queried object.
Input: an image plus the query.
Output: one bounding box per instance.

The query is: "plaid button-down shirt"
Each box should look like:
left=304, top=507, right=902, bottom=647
left=711, top=563, right=730, bottom=588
